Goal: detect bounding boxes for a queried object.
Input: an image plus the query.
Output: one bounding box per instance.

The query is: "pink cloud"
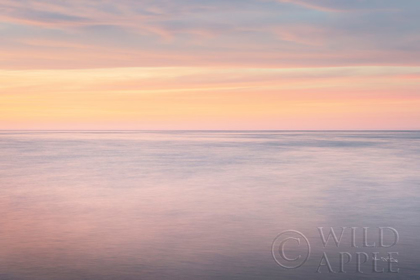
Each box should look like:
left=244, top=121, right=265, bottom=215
left=0, top=0, right=419, bottom=69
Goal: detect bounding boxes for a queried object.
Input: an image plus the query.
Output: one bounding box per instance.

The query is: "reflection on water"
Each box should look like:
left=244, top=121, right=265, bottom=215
left=0, top=131, right=419, bottom=279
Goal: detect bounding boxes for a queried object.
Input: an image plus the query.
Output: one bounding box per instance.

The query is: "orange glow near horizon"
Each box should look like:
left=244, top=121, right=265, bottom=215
left=1, top=67, right=419, bottom=130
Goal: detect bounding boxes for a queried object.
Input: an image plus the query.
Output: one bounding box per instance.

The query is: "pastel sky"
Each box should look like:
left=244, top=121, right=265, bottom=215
left=1, top=0, right=420, bottom=129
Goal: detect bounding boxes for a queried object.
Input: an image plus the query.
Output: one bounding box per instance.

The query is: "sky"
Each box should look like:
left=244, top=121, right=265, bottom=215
left=1, top=0, right=420, bottom=130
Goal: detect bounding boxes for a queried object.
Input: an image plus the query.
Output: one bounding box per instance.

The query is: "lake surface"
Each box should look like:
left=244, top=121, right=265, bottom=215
left=0, top=131, right=419, bottom=279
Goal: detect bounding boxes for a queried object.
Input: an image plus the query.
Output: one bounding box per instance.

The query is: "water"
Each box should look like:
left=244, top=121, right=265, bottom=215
left=0, top=131, right=419, bottom=279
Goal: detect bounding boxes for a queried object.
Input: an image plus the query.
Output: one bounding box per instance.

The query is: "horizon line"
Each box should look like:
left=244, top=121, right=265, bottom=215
left=1, top=129, right=419, bottom=132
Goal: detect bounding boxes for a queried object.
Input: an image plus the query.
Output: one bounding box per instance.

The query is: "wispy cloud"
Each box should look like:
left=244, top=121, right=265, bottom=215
left=0, top=0, right=419, bottom=69
left=276, top=0, right=413, bottom=13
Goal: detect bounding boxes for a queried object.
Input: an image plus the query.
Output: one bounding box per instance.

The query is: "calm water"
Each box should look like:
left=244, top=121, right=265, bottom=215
left=0, top=131, right=419, bottom=280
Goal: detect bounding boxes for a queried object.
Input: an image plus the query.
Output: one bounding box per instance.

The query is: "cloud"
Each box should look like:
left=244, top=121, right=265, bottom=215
left=0, top=0, right=419, bottom=69
left=0, top=10, right=90, bottom=27
left=276, top=0, right=419, bottom=13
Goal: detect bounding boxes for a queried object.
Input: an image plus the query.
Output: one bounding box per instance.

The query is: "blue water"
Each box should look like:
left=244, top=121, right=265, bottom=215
left=0, top=131, right=419, bottom=279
